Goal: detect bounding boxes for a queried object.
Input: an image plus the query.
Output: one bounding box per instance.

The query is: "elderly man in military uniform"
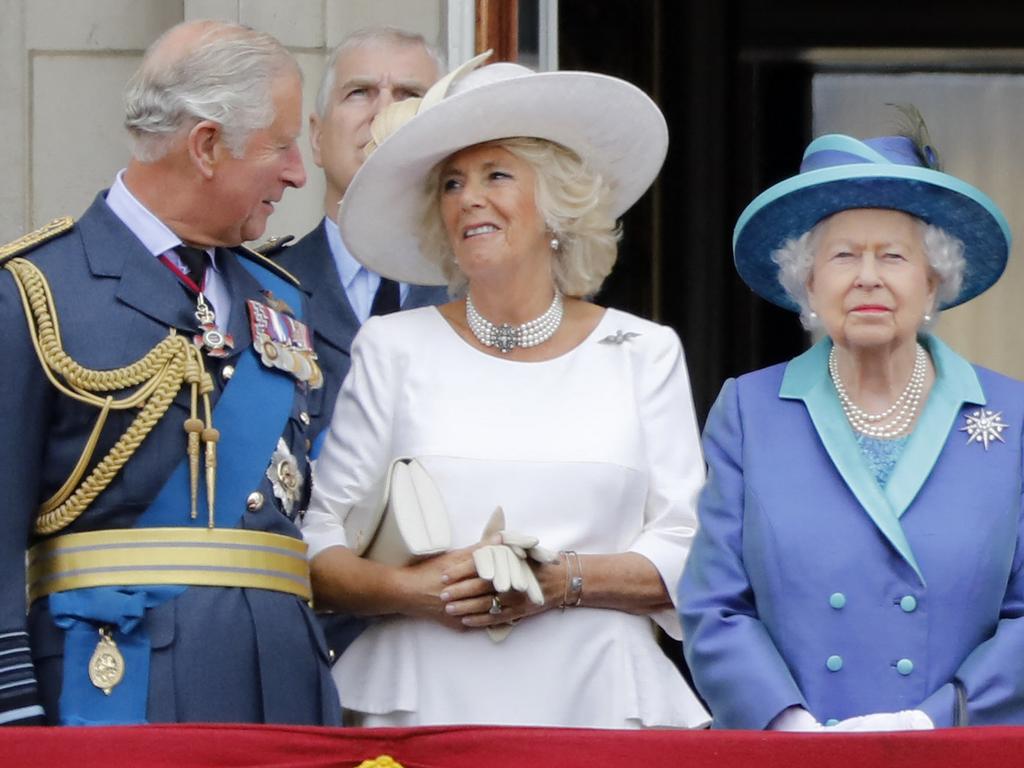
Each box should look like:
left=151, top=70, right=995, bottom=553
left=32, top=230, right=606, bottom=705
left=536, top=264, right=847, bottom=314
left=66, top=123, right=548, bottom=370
left=0, top=20, right=340, bottom=726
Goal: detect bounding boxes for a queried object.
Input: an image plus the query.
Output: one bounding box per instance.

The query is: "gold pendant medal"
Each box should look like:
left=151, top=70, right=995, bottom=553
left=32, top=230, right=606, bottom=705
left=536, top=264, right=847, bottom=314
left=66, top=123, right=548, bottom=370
left=88, top=627, right=125, bottom=695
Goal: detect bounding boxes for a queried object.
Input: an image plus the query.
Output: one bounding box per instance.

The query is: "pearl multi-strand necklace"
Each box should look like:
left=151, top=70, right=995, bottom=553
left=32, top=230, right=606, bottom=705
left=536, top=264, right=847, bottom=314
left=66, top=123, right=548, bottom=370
left=466, top=291, right=564, bottom=354
left=828, top=344, right=927, bottom=438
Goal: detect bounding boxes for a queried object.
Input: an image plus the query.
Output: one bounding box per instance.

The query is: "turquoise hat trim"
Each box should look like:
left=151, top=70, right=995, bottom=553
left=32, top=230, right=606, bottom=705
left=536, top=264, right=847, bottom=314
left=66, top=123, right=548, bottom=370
left=733, top=134, right=1012, bottom=312
left=806, top=134, right=894, bottom=164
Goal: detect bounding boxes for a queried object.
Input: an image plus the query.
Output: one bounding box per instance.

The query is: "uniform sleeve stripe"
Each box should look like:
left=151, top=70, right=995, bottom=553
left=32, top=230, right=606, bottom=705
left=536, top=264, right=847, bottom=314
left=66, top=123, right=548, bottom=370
left=0, top=663, right=34, bottom=676
left=0, top=705, right=45, bottom=725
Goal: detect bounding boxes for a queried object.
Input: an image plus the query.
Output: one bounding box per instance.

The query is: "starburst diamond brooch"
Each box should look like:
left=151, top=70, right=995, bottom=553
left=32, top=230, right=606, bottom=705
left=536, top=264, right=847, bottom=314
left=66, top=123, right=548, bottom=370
left=960, top=408, right=1009, bottom=450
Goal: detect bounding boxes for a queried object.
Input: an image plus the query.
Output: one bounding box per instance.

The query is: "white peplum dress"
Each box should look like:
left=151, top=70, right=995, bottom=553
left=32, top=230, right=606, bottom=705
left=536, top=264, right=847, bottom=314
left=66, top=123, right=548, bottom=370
left=301, top=306, right=710, bottom=728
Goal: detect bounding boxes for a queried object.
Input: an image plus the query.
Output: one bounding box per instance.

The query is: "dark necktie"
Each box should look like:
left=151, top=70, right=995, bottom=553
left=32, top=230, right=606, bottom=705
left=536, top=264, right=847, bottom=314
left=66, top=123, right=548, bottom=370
left=370, top=277, right=401, bottom=316
left=176, top=245, right=210, bottom=290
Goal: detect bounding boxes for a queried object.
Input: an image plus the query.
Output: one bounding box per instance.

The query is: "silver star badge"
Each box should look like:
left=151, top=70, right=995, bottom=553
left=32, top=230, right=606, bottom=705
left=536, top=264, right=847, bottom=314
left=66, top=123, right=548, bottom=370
left=959, top=408, right=1009, bottom=450
left=599, top=330, right=642, bottom=345
left=266, top=438, right=303, bottom=516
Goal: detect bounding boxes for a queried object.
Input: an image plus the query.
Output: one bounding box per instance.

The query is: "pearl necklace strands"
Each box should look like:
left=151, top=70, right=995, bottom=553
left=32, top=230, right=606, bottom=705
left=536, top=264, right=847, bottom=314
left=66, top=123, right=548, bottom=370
left=828, top=343, right=927, bottom=439
left=466, top=291, right=564, bottom=354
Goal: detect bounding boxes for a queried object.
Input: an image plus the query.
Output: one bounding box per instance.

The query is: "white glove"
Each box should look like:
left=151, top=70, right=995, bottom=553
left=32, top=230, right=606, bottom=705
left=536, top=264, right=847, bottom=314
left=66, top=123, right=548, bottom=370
left=498, top=529, right=559, bottom=565
left=475, top=507, right=553, bottom=605
left=473, top=544, right=544, bottom=605
left=767, top=706, right=824, bottom=732
left=830, top=710, right=934, bottom=732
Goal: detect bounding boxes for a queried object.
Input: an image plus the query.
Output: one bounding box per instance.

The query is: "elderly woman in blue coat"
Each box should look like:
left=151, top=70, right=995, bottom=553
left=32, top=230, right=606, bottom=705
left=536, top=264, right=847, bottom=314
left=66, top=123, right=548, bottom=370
left=679, top=131, right=1023, bottom=731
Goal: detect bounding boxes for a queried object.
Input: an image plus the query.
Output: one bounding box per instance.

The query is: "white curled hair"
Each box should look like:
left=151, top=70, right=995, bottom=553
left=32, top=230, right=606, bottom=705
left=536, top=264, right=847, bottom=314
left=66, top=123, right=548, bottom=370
left=771, top=216, right=966, bottom=330
left=418, top=138, right=620, bottom=298
left=314, top=27, right=445, bottom=119
left=124, top=22, right=299, bottom=162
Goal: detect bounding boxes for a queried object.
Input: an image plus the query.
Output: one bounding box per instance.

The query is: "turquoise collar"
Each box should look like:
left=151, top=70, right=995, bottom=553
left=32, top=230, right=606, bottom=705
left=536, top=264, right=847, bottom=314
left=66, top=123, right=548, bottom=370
left=780, top=335, right=984, bottom=584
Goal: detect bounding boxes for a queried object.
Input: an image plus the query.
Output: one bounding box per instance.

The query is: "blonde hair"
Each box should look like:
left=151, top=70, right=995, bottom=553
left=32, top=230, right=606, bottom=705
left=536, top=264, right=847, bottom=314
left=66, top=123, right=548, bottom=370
left=418, top=138, right=620, bottom=297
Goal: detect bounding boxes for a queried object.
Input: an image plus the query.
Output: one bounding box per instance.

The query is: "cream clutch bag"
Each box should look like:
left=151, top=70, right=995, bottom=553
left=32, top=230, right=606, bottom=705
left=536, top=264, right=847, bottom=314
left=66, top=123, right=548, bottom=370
left=344, top=458, right=451, bottom=567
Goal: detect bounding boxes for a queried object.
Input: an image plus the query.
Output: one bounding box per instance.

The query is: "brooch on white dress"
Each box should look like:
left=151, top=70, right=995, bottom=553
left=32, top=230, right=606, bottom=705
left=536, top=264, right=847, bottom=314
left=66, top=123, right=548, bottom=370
left=960, top=408, right=1009, bottom=450
left=599, top=330, right=641, bottom=345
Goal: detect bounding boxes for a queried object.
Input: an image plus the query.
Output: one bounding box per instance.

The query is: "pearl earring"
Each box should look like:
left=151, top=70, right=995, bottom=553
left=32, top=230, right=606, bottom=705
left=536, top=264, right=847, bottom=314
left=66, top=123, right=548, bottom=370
left=549, top=237, right=560, bottom=252
left=924, top=313, right=933, bottom=323
left=808, top=311, right=818, bottom=320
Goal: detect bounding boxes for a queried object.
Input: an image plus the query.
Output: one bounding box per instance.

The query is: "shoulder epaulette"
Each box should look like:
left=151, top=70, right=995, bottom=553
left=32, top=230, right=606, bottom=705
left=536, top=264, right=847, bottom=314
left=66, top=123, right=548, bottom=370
left=236, top=243, right=302, bottom=287
left=0, top=217, right=75, bottom=266
left=252, top=234, right=295, bottom=257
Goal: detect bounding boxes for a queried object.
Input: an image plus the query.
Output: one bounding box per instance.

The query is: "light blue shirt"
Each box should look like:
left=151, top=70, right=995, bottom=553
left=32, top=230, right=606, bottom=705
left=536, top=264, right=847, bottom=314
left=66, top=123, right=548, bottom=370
left=324, top=217, right=409, bottom=325
left=104, top=170, right=231, bottom=323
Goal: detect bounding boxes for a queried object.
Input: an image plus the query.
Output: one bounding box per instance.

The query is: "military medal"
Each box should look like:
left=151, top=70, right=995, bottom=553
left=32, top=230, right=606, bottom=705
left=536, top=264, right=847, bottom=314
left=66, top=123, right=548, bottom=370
left=260, top=289, right=296, bottom=317
left=89, top=627, right=125, bottom=695
left=193, top=293, right=234, bottom=358
left=267, top=438, right=303, bottom=516
left=246, top=299, right=323, bottom=389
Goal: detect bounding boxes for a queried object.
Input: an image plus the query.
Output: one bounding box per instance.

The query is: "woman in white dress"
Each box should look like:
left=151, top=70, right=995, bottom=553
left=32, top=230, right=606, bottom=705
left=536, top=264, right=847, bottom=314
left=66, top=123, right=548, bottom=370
left=301, top=54, right=710, bottom=729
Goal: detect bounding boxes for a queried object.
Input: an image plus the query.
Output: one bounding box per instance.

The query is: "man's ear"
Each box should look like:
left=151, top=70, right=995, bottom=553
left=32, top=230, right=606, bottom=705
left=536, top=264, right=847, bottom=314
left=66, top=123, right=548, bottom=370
left=309, top=112, right=324, bottom=169
left=187, top=120, right=223, bottom=179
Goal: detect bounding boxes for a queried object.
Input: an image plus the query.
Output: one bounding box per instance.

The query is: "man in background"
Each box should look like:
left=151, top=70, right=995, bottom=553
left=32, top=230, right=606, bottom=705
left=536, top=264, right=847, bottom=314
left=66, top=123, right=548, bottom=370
left=274, top=28, right=449, bottom=447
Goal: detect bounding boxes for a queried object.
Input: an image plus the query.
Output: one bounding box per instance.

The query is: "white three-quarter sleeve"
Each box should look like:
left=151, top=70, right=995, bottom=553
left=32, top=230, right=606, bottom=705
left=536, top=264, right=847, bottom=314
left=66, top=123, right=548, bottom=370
left=301, top=316, right=396, bottom=560
left=627, top=324, right=705, bottom=639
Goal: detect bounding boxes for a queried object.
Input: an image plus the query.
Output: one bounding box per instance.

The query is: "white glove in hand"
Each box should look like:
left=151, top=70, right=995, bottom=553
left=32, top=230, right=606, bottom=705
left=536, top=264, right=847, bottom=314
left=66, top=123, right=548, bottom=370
left=473, top=544, right=544, bottom=605
left=767, top=706, right=824, bottom=732
left=475, top=507, right=550, bottom=643
left=498, top=529, right=559, bottom=565
left=830, top=710, right=934, bottom=732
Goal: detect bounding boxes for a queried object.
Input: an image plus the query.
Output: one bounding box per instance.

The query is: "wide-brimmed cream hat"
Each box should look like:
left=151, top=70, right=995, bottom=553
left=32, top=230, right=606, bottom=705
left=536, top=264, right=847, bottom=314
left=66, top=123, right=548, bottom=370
left=338, top=53, right=669, bottom=285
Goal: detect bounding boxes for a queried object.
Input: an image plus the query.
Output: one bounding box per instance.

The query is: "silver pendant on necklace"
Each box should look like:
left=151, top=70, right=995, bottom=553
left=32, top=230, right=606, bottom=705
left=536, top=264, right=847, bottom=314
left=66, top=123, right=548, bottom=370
left=466, top=291, right=564, bottom=353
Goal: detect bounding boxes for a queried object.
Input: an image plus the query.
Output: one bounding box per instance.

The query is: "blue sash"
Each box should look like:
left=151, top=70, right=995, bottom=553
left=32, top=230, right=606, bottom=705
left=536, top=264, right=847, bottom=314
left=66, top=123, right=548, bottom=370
left=50, top=261, right=304, bottom=725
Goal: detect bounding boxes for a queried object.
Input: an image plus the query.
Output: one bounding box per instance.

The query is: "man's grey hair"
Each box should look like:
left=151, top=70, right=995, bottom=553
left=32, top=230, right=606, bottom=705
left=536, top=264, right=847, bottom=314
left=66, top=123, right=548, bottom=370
left=314, top=27, right=445, bottom=118
left=771, top=214, right=967, bottom=330
left=124, top=21, right=300, bottom=162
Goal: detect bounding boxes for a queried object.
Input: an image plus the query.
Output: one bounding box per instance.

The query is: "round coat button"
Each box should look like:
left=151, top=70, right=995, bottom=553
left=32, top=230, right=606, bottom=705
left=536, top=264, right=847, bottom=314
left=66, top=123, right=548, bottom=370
left=896, top=658, right=914, bottom=675
left=900, top=595, right=917, bottom=613
left=222, top=364, right=235, bottom=380
left=826, top=655, right=843, bottom=672
left=829, top=592, right=846, bottom=609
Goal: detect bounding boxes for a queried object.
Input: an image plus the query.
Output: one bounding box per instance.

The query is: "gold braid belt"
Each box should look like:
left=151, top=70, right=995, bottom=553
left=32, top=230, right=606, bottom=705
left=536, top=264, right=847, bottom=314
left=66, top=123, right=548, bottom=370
left=5, top=257, right=219, bottom=534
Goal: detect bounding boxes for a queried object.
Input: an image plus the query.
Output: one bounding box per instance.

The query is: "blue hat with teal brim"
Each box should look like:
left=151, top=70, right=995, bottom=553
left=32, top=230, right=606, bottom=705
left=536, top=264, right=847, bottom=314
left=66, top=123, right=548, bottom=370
left=732, top=133, right=1012, bottom=312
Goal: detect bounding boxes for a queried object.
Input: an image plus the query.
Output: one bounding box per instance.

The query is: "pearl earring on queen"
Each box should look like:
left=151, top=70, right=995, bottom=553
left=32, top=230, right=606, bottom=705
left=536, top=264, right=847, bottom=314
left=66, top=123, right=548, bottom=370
left=549, top=236, right=561, bottom=252
left=924, top=313, right=933, bottom=323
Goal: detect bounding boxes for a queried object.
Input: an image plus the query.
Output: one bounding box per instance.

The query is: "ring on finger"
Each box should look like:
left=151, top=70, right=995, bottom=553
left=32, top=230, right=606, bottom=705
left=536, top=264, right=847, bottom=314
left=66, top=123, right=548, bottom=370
left=488, top=595, right=503, bottom=615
